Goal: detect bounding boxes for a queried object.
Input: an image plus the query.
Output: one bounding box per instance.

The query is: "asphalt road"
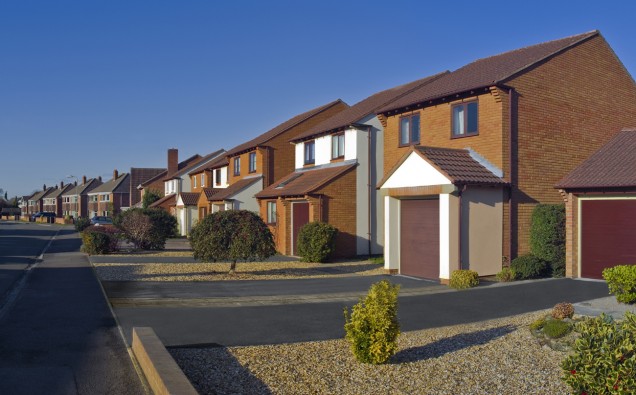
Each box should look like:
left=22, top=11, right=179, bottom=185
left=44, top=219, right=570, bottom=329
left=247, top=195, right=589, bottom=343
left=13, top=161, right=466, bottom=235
left=0, top=222, right=143, bottom=395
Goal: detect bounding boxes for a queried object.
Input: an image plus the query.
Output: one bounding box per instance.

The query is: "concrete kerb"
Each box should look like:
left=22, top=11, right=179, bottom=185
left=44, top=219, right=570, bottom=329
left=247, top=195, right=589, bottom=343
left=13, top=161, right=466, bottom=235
left=132, top=327, right=198, bottom=395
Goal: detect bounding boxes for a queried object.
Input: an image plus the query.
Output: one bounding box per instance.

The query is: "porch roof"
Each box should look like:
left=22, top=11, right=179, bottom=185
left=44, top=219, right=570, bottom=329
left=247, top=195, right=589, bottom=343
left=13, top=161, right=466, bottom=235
left=255, top=163, right=357, bottom=199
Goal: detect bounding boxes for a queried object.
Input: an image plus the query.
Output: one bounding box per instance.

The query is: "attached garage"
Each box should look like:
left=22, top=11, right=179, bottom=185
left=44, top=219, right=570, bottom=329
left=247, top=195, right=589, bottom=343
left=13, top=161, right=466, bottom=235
left=400, top=199, right=439, bottom=279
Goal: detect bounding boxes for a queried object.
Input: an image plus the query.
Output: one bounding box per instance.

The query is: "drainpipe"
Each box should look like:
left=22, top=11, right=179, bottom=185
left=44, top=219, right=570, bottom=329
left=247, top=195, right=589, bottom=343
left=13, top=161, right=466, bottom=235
left=458, top=184, right=467, bottom=270
left=365, top=125, right=373, bottom=258
left=507, top=87, right=515, bottom=265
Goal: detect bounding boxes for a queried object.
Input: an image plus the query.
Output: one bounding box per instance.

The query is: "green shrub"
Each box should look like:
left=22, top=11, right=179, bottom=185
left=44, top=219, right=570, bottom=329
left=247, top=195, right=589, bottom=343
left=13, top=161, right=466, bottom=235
left=562, top=312, right=636, bottom=393
left=603, top=265, right=636, bottom=304
left=496, top=267, right=517, bottom=282
left=510, top=254, right=548, bottom=280
left=116, top=208, right=177, bottom=250
left=74, top=217, right=91, bottom=232
left=142, top=189, right=163, bottom=209
left=81, top=226, right=120, bottom=255
left=297, top=222, right=338, bottom=263
left=542, top=318, right=572, bottom=338
left=530, top=317, right=546, bottom=331
left=344, top=280, right=400, bottom=364
left=190, top=210, right=276, bottom=273
left=552, top=302, right=575, bottom=320
left=530, top=204, right=565, bottom=277
left=449, top=269, right=479, bottom=289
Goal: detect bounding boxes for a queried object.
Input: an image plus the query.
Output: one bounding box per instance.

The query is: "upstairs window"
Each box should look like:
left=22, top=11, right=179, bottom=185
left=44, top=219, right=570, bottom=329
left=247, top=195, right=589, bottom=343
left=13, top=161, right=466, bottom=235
left=215, top=169, right=222, bottom=186
left=201, top=174, right=205, bottom=187
left=193, top=176, right=197, bottom=188
left=331, top=133, right=345, bottom=159
left=452, top=102, right=478, bottom=137
left=399, top=114, right=420, bottom=146
left=249, top=152, right=257, bottom=173
left=233, top=157, right=241, bottom=176
left=266, top=201, right=277, bottom=224
left=304, top=141, right=315, bottom=165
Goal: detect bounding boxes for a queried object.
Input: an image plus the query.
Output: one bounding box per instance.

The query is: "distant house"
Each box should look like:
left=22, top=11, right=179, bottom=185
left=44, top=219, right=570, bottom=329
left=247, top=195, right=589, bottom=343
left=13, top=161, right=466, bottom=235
left=87, top=170, right=130, bottom=217
left=61, top=176, right=102, bottom=219
left=19, top=194, right=33, bottom=216
left=43, top=182, right=74, bottom=217
left=27, top=185, right=56, bottom=215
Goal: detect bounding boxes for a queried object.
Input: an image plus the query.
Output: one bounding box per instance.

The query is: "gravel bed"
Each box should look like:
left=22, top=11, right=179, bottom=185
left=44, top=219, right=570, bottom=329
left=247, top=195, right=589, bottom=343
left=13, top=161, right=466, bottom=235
left=93, top=261, right=385, bottom=281
left=170, top=311, right=570, bottom=394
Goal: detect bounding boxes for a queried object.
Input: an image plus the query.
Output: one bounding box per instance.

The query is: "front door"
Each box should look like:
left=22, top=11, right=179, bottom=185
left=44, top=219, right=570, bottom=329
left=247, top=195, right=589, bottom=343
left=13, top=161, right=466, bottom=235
left=292, top=201, right=310, bottom=256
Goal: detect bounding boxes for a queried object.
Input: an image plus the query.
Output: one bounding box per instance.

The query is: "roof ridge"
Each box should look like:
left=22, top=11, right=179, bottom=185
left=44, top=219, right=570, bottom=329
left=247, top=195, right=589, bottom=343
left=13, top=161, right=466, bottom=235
left=371, top=71, right=450, bottom=111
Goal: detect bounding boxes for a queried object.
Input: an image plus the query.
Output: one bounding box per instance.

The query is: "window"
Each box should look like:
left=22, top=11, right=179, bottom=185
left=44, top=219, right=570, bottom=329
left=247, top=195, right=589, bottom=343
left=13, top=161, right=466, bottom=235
left=304, top=141, right=315, bottom=165
left=399, top=114, right=420, bottom=146
left=266, top=201, right=277, bottom=224
left=331, top=133, right=345, bottom=159
left=201, top=174, right=205, bottom=187
left=452, top=102, right=478, bottom=137
left=193, top=176, right=197, bottom=188
left=249, top=152, right=257, bottom=173
left=215, top=169, right=221, bottom=186
left=233, top=157, right=241, bottom=176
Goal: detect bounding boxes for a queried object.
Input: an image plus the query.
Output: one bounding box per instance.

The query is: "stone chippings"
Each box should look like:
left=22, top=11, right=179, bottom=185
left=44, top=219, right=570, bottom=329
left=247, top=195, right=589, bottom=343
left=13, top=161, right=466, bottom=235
left=169, top=312, right=570, bottom=394
left=93, top=261, right=385, bottom=281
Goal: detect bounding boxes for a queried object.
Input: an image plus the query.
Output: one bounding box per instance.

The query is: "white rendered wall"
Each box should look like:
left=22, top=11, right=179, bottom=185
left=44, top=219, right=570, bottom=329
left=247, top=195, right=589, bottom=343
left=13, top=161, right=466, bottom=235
left=383, top=196, right=400, bottom=271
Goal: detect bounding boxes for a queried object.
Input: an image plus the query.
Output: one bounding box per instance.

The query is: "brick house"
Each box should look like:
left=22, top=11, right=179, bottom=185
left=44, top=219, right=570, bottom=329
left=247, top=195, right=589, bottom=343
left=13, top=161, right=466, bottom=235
left=129, top=168, right=166, bottom=207
left=256, top=74, right=446, bottom=257
left=61, top=176, right=102, bottom=219
left=556, top=128, right=636, bottom=279
left=204, top=99, right=349, bottom=216
left=190, top=155, right=229, bottom=219
left=43, top=182, right=73, bottom=217
left=376, top=31, right=636, bottom=281
left=87, top=170, right=130, bottom=217
left=27, top=185, right=55, bottom=215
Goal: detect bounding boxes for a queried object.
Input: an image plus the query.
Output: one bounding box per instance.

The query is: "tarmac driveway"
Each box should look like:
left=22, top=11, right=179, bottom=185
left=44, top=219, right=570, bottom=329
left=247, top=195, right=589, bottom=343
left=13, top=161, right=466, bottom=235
left=103, top=276, right=610, bottom=347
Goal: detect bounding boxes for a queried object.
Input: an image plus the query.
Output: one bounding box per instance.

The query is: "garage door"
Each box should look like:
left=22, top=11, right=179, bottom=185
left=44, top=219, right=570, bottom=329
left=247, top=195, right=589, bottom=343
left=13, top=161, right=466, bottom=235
left=581, top=199, right=636, bottom=279
left=400, top=199, right=439, bottom=279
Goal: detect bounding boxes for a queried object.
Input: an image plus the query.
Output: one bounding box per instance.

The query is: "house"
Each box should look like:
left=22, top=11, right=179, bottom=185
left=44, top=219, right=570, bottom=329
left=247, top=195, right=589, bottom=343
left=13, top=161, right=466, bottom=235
left=61, top=176, right=102, bottom=219
left=42, top=182, right=74, bottom=217
left=556, top=128, right=636, bottom=279
left=129, top=168, right=166, bottom=207
left=375, top=31, right=636, bottom=282
left=87, top=170, right=130, bottom=217
left=19, top=194, right=33, bottom=217
left=190, top=155, right=229, bottom=218
left=27, top=185, right=55, bottom=215
left=256, top=73, right=446, bottom=257
left=205, top=99, right=349, bottom=218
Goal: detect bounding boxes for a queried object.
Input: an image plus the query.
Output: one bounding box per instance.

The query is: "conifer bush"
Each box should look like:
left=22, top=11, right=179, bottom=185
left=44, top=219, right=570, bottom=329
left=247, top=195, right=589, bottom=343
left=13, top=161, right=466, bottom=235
left=530, top=204, right=565, bottom=277
left=296, top=222, right=338, bottom=263
left=510, top=254, right=549, bottom=279
left=343, top=280, right=400, bottom=364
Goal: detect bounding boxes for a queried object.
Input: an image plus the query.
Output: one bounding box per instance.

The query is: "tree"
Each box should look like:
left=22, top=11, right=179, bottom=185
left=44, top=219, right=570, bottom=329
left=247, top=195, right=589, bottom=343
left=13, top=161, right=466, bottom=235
left=189, top=210, right=276, bottom=273
left=116, top=208, right=177, bottom=250
left=142, top=189, right=163, bottom=209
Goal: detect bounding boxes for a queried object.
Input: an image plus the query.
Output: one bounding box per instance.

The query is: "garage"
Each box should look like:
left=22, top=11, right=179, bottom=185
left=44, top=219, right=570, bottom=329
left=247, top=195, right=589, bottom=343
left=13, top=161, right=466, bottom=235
left=580, top=199, right=636, bottom=279
left=400, top=199, right=439, bottom=279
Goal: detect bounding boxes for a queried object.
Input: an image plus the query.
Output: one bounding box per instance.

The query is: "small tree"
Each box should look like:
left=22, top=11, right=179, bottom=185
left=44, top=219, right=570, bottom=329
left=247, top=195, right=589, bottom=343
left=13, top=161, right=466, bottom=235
left=142, top=189, right=163, bottom=209
left=189, top=210, right=276, bottom=273
left=120, top=210, right=155, bottom=249
left=530, top=204, right=566, bottom=277
left=116, top=208, right=177, bottom=250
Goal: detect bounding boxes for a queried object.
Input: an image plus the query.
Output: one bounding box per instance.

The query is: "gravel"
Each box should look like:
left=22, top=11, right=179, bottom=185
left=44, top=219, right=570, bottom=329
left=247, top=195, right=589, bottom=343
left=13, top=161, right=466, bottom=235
left=170, top=311, right=570, bottom=394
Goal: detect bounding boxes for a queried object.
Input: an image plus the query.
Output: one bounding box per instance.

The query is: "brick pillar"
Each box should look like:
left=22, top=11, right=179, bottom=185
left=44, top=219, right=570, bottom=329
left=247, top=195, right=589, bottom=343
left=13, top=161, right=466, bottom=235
left=563, top=191, right=579, bottom=278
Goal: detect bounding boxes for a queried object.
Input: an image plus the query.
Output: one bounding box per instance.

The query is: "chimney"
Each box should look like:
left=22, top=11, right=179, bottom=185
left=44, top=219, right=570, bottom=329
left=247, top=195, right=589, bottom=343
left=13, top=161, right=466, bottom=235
left=168, top=148, right=178, bottom=176
left=74, top=181, right=78, bottom=186
left=98, top=176, right=102, bottom=182
left=60, top=181, right=64, bottom=188
left=43, top=184, right=46, bottom=190
left=113, top=169, right=119, bottom=180
left=82, top=175, right=87, bottom=185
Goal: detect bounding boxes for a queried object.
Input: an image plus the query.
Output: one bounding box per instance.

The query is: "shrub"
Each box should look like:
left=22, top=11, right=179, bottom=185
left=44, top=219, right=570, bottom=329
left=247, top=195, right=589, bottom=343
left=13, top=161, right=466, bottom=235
left=116, top=208, right=177, bottom=250
left=562, top=312, right=636, bottom=393
left=81, top=225, right=120, bottom=255
left=189, top=210, right=276, bottom=273
left=530, top=204, right=565, bottom=277
left=74, top=217, right=91, bottom=232
left=344, top=280, right=400, bottom=364
left=449, top=269, right=479, bottom=289
left=530, top=317, right=546, bottom=331
left=603, top=265, right=636, bottom=304
left=144, top=208, right=178, bottom=241
left=496, top=267, right=517, bottom=282
left=542, top=318, right=572, bottom=339
left=296, top=222, right=338, bottom=263
left=552, top=302, right=575, bottom=320
left=510, top=254, right=548, bottom=280
left=142, top=189, right=163, bottom=209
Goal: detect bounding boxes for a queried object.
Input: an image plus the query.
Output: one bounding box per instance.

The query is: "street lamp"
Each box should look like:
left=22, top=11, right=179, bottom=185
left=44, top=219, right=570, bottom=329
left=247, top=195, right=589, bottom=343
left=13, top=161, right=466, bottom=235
left=66, top=175, right=79, bottom=220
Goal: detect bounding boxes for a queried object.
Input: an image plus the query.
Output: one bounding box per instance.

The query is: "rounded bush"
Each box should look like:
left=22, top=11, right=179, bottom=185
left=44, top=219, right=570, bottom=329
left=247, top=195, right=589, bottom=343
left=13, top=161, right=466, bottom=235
left=116, top=208, right=177, bottom=250
left=603, top=265, right=636, bottom=304
left=542, top=318, right=571, bottom=338
left=81, top=225, right=120, bottom=255
left=511, top=254, right=548, bottom=280
left=496, top=267, right=517, bottom=282
left=552, top=302, right=575, bottom=320
left=449, top=269, right=479, bottom=289
left=74, top=217, right=91, bottom=232
left=296, top=222, right=338, bottom=263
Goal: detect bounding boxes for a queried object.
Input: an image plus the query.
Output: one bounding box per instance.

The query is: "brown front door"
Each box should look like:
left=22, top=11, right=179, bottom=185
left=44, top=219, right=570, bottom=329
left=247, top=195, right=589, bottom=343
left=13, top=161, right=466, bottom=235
left=292, top=201, right=310, bottom=256
left=400, top=198, right=440, bottom=279
left=581, top=199, right=636, bottom=279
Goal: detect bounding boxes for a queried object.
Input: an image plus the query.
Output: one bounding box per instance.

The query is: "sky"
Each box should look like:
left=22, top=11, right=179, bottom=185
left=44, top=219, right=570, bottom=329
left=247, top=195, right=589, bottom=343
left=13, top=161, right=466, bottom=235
left=1, top=0, right=635, bottom=197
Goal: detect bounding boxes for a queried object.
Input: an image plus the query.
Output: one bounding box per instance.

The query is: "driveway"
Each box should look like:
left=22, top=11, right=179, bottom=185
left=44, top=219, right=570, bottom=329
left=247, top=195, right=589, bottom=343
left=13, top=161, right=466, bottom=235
left=103, top=275, right=610, bottom=347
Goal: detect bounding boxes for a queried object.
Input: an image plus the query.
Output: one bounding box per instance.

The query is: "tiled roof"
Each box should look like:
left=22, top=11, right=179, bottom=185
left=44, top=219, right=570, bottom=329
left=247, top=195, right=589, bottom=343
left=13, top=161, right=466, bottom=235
left=29, top=187, right=55, bottom=202
left=202, top=187, right=223, bottom=200
left=149, top=193, right=176, bottom=208
left=415, top=146, right=506, bottom=185
left=131, top=167, right=166, bottom=188
left=224, top=99, right=348, bottom=157
left=291, top=72, right=449, bottom=142
left=378, top=31, right=599, bottom=113
left=556, top=128, right=636, bottom=189
left=89, top=173, right=129, bottom=194
left=62, top=178, right=101, bottom=196
left=255, top=163, right=357, bottom=199
left=47, top=184, right=74, bottom=199
left=188, top=150, right=228, bottom=175
left=178, top=192, right=200, bottom=206
left=163, top=154, right=205, bottom=181
left=205, top=156, right=229, bottom=170
left=208, top=177, right=262, bottom=201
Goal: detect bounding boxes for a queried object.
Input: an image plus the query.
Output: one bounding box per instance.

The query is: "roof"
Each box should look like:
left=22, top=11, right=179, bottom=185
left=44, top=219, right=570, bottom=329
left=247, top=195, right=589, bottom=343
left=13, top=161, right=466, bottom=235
left=203, top=156, right=229, bottom=171
left=202, top=187, right=224, bottom=200
left=255, top=163, right=357, bottom=199
left=188, top=150, right=228, bottom=175
left=556, top=128, right=636, bottom=189
left=62, top=178, right=101, bottom=196
left=208, top=176, right=262, bottom=201
left=291, top=72, right=449, bottom=142
left=178, top=192, right=200, bottom=206
left=224, top=99, right=348, bottom=157
left=149, top=193, right=176, bottom=208
left=46, top=184, right=74, bottom=199
left=29, top=187, right=55, bottom=202
left=163, top=153, right=205, bottom=181
left=378, top=31, right=599, bottom=114
left=89, top=173, right=129, bottom=194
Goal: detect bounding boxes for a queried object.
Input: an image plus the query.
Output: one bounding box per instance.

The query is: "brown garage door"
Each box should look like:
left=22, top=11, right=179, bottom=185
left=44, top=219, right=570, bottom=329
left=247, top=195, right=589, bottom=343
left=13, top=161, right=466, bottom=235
left=400, top=199, right=439, bottom=279
left=581, top=199, right=636, bottom=279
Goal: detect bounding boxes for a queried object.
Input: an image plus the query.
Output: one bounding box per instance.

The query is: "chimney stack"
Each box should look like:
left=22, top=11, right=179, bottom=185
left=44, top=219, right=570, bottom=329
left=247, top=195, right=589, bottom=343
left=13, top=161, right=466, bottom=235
left=98, top=176, right=102, bottom=182
left=60, top=181, right=64, bottom=188
left=43, top=184, right=46, bottom=190
left=74, top=181, right=77, bottom=186
left=82, top=175, right=87, bottom=185
left=113, top=169, right=119, bottom=180
left=168, top=148, right=178, bottom=176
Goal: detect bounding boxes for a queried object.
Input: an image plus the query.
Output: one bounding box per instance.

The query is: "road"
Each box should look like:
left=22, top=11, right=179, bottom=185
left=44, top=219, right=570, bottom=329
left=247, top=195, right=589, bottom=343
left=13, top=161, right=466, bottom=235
left=0, top=221, right=144, bottom=395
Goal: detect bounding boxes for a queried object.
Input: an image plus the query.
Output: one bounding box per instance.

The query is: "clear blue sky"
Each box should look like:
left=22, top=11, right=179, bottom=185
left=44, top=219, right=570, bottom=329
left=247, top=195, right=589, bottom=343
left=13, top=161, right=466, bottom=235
left=1, top=0, right=635, bottom=197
